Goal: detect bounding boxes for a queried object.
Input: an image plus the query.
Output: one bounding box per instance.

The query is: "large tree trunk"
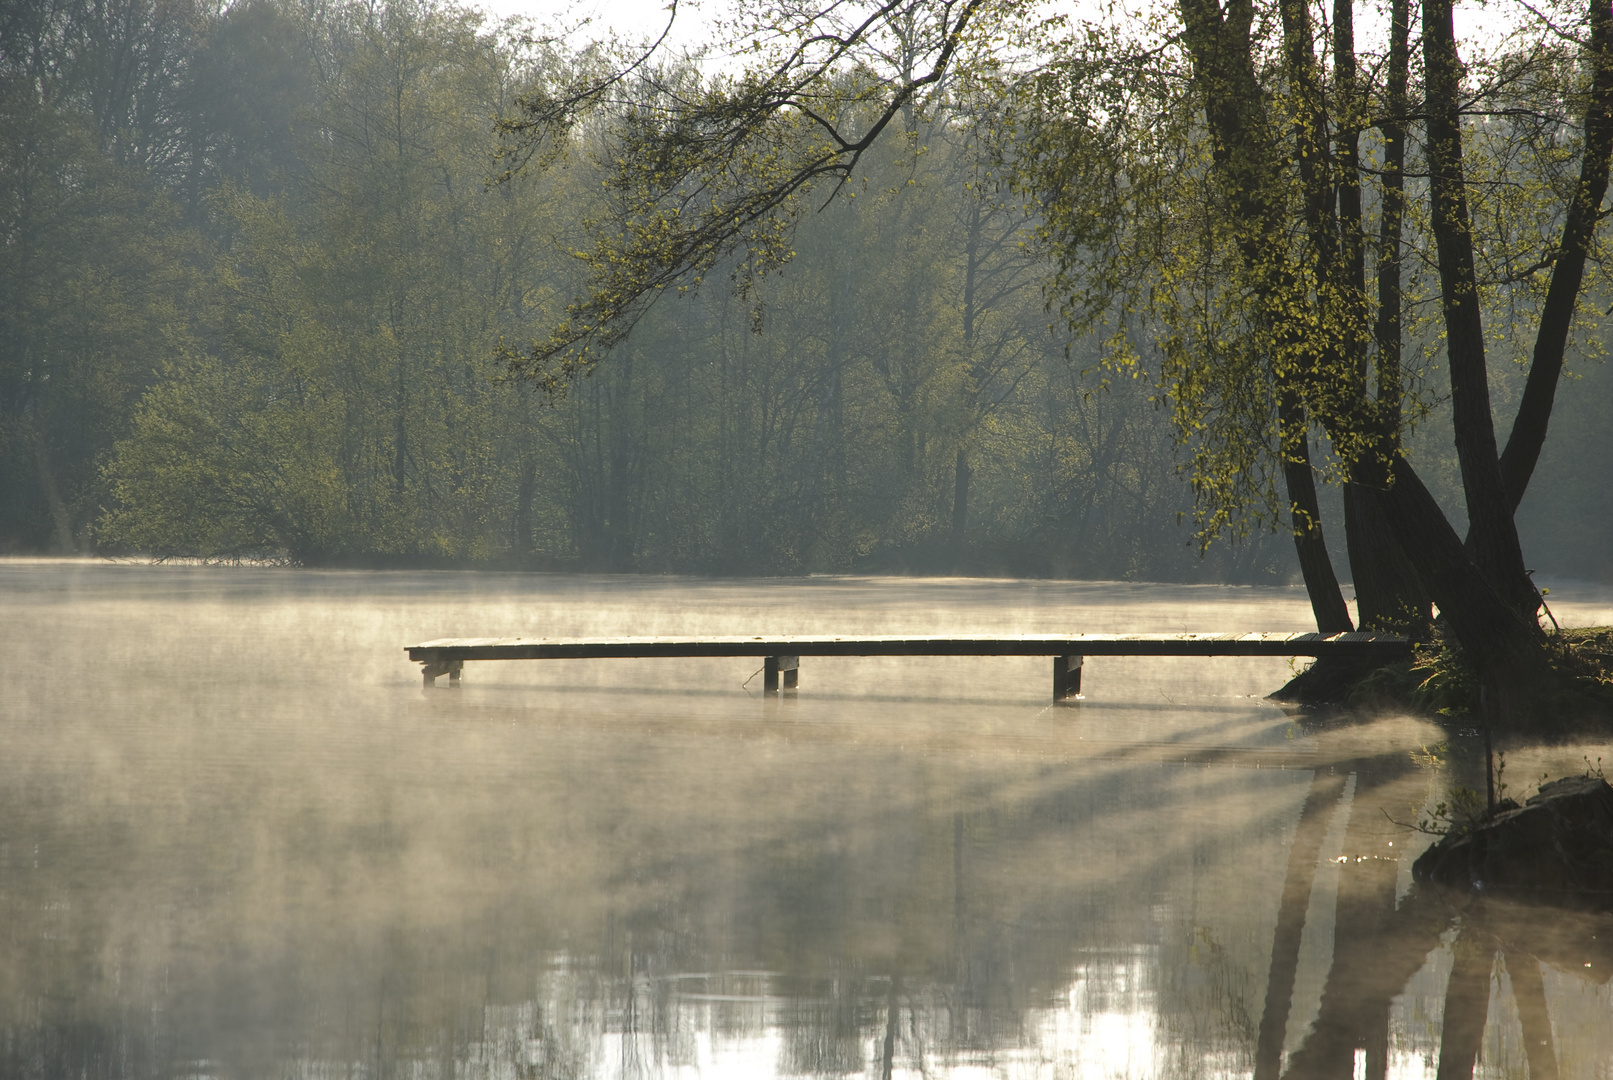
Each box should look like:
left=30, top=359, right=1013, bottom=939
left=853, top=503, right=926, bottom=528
left=1178, top=0, right=1275, bottom=234
left=1346, top=0, right=1432, bottom=635
left=1178, top=0, right=1559, bottom=712
left=1344, top=482, right=1431, bottom=635
left=1422, top=0, right=1539, bottom=619
left=1374, top=0, right=1409, bottom=440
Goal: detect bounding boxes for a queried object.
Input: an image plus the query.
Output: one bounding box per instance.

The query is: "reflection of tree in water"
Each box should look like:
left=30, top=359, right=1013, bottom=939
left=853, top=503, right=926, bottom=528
left=4, top=725, right=1612, bottom=1078
left=1267, top=744, right=1613, bottom=1080
left=579, top=747, right=1322, bottom=1076
left=776, top=981, right=867, bottom=1076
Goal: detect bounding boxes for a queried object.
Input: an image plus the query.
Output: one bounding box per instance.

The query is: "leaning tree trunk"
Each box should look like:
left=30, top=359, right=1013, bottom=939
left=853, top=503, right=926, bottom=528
left=1495, top=0, right=1613, bottom=508
left=1280, top=396, right=1354, bottom=633
left=1180, top=0, right=1357, bottom=634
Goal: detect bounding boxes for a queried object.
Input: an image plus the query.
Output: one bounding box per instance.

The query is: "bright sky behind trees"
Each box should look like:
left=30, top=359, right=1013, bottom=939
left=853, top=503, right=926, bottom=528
left=478, top=0, right=1534, bottom=77
left=482, top=0, right=718, bottom=55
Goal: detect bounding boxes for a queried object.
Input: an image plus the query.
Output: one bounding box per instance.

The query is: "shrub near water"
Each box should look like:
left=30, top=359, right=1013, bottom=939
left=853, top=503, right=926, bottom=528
left=1332, top=626, right=1613, bottom=731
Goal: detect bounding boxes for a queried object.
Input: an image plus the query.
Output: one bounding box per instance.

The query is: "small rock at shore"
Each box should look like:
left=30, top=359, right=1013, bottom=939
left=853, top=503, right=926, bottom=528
left=1412, top=775, right=1613, bottom=908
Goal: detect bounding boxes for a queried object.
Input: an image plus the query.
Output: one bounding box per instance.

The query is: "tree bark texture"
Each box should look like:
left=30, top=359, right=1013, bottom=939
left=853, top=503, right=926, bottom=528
left=1344, top=481, right=1431, bottom=636
left=1421, top=0, right=1539, bottom=618
left=1374, top=0, right=1409, bottom=437
left=1177, top=0, right=1565, bottom=709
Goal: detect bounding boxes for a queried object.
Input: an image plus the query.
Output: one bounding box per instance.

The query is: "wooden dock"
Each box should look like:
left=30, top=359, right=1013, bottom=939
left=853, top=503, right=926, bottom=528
left=407, top=631, right=1412, bottom=701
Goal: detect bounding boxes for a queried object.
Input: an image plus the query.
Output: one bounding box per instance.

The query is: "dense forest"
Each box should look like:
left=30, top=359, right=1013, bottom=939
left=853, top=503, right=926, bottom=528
left=2, top=0, right=1609, bottom=585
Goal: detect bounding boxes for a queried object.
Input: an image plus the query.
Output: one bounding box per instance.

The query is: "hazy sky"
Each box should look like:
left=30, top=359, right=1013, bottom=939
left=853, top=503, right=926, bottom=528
left=475, top=0, right=1534, bottom=65
left=481, top=0, right=720, bottom=54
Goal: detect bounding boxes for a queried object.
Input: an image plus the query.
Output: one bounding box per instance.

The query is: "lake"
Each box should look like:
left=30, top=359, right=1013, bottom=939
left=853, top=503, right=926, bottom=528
left=3, top=560, right=1612, bottom=1079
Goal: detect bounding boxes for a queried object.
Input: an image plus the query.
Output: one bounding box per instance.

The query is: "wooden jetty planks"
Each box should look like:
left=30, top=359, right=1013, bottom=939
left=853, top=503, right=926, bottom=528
left=406, top=631, right=1412, bottom=699
left=407, top=631, right=1406, bottom=659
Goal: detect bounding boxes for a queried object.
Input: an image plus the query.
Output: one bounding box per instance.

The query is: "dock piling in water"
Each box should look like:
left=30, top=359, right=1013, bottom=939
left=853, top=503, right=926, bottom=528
left=763, top=655, right=799, bottom=693
left=1054, top=655, right=1084, bottom=700
left=421, top=658, right=463, bottom=688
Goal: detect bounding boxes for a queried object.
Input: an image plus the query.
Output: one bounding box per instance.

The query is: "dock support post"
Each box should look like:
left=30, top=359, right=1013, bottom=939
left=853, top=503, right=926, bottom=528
left=764, top=655, right=799, bottom=693
left=1054, top=655, right=1083, bottom=701
left=421, top=659, right=463, bottom=689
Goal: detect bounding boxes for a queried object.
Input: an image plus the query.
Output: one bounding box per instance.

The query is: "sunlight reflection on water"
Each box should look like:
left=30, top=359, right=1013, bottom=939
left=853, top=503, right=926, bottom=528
left=2, top=561, right=1611, bottom=1079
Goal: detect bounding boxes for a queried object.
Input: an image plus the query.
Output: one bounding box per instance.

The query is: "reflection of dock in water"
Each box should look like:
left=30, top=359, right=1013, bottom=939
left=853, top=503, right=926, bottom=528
left=407, top=631, right=1412, bottom=699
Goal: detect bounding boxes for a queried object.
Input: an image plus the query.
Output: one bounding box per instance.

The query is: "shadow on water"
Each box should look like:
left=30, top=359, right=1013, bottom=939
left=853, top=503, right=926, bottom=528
left=2, top=562, right=1611, bottom=1078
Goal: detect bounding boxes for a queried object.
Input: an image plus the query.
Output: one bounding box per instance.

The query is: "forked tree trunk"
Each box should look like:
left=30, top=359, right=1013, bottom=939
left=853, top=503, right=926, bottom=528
left=1178, top=0, right=1562, bottom=715
left=1377, top=456, right=1552, bottom=710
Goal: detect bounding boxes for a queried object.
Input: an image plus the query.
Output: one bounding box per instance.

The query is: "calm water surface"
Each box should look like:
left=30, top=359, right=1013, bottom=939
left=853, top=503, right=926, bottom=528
left=4, top=561, right=1613, bottom=1080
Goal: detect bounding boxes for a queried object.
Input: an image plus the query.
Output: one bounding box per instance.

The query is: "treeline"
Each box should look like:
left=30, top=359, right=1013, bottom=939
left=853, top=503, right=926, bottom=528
left=2, top=0, right=1607, bottom=582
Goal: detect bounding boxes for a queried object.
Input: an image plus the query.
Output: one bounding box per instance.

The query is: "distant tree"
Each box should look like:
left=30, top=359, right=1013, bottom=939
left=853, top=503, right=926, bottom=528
left=178, top=0, right=318, bottom=215
left=0, top=0, right=203, bottom=551
left=102, top=0, right=567, bottom=560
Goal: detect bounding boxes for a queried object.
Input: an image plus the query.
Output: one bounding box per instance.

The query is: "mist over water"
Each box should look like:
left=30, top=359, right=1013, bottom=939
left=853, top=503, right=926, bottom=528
left=3, top=561, right=1612, bottom=1079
